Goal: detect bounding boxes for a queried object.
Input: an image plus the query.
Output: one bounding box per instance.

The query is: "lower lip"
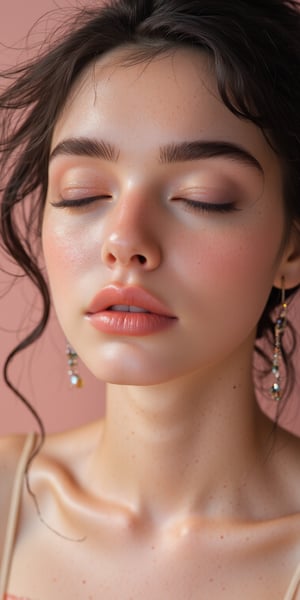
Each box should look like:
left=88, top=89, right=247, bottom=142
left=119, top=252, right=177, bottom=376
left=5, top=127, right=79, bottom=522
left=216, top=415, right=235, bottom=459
left=85, top=311, right=176, bottom=336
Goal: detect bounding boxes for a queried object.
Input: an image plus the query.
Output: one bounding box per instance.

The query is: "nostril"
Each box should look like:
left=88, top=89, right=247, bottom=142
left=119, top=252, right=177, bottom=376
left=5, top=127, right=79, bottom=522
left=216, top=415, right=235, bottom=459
left=107, top=252, right=117, bottom=264
left=137, top=254, right=147, bottom=265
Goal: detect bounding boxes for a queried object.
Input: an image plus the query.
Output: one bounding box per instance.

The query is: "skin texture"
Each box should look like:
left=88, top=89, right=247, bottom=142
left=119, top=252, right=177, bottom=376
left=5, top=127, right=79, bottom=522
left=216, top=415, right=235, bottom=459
left=2, top=47, right=300, bottom=599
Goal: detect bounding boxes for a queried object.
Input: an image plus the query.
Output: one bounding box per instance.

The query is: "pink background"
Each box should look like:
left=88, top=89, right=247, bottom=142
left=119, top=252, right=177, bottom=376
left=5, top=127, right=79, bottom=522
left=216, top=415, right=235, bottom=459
left=0, top=0, right=106, bottom=435
left=0, top=0, right=299, bottom=436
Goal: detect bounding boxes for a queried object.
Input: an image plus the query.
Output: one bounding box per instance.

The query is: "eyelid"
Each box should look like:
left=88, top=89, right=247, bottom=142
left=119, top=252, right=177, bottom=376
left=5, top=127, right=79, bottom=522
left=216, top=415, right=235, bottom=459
left=176, top=197, right=239, bottom=213
left=50, top=195, right=111, bottom=208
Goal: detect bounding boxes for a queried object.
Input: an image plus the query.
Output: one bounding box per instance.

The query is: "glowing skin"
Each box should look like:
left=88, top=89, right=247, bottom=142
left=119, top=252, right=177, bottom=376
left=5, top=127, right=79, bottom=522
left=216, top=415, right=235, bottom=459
left=43, top=49, right=291, bottom=387
left=3, top=48, right=300, bottom=600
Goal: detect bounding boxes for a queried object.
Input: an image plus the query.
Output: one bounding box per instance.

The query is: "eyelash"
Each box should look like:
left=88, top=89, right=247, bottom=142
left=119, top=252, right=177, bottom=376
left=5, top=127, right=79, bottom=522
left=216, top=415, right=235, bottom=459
left=50, top=195, right=111, bottom=208
left=50, top=196, right=238, bottom=213
left=177, top=198, right=238, bottom=213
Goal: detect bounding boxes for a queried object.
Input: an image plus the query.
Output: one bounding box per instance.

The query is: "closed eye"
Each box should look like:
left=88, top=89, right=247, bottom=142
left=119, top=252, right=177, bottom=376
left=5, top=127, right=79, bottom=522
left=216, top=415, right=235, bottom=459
left=50, top=196, right=239, bottom=213
left=50, top=195, right=112, bottom=208
left=177, top=198, right=239, bottom=213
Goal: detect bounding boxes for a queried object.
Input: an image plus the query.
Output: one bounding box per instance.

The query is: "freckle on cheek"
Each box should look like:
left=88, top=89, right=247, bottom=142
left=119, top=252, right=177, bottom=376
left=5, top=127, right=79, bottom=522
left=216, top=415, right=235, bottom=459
left=43, top=232, right=85, bottom=269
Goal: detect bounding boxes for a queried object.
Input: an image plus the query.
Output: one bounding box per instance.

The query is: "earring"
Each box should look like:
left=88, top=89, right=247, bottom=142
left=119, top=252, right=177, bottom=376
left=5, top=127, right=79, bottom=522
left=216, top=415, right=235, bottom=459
left=270, top=280, right=287, bottom=402
left=66, top=343, right=83, bottom=388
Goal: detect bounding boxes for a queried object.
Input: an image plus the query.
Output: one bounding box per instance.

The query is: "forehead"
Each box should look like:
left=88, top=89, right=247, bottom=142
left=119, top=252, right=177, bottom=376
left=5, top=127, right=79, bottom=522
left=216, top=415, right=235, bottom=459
left=54, top=47, right=216, bottom=134
left=51, top=45, right=277, bottom=173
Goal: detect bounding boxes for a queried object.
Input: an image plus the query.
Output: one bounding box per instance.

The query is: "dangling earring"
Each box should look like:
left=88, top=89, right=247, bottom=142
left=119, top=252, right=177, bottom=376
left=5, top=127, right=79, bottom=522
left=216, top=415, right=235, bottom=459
left=66, top=343, right=83, bottom=388
left=270, top=279, right=287, bottom=402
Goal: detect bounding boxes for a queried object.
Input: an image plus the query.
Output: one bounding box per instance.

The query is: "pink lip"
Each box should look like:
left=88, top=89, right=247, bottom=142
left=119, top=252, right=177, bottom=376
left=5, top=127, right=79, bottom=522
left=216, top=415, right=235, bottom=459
left=85, top=285, right=177, bottom=336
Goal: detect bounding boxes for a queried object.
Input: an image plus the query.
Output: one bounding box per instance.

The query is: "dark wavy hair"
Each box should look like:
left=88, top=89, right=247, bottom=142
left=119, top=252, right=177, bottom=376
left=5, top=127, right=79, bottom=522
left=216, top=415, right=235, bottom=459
left=1, top=0, right=300, bottom=455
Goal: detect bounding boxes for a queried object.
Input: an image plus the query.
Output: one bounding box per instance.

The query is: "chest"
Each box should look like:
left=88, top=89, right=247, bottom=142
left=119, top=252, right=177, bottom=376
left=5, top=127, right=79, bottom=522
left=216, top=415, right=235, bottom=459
left=7, top=524, right=299, bottom=600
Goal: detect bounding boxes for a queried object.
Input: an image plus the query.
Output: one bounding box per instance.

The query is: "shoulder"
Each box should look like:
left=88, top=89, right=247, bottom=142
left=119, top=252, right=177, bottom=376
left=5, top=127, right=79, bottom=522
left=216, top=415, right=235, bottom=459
left=41, top=419, right=104, bottom=469
left=0, top=432, right=30, bottom=492
left=0, top=421, right=104, bottom=554
left=27, top=421, right=104, bottom=511
left=0, top=433, right=29, bottom=552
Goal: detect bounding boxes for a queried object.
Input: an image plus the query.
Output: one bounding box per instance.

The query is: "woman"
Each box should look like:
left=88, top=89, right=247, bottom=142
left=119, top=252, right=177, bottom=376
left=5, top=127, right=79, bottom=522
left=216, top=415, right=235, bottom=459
left=1, top=0, right=300, bottom=597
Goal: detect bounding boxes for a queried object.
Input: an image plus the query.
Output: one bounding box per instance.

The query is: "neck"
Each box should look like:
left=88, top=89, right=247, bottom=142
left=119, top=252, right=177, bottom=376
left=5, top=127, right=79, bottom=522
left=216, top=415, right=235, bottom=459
left=88, top=344, right=271, bottom=526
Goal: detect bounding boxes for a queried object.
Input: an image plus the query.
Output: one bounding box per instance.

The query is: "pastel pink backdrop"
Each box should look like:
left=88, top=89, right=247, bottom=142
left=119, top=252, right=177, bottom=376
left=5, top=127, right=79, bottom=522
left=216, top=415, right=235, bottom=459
left=0, top=0, right=299, bottom=436
left=0, top=0, right=106, bottom=435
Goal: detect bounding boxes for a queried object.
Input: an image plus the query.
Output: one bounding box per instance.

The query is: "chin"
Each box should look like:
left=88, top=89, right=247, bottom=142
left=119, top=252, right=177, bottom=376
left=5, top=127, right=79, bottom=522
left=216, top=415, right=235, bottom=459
left=87, top=359, right=180, bottom=387
left=95, top=370, right=173, bottom=386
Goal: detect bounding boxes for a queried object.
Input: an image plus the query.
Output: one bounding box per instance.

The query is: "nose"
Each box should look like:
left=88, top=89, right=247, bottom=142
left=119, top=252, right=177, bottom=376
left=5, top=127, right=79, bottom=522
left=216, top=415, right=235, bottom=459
left=101, top=195, right=162, bottom=271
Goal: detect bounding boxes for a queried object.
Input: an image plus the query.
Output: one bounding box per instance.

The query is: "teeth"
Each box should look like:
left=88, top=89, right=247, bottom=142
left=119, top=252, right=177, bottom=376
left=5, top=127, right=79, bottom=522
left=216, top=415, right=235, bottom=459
left=109, top=304, right=149, bottom=313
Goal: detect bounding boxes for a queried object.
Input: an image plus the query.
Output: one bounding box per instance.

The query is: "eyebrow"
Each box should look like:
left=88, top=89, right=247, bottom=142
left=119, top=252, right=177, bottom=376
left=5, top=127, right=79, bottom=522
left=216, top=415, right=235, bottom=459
left=49, top=136, right=263, bottom=174
left=49, top=137, right=119, bottom=162
left=159, top=140, right=263, bottom=173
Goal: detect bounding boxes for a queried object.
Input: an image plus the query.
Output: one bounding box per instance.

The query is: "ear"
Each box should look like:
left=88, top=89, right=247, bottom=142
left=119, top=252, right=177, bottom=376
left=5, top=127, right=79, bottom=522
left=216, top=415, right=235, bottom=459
left=273, top=223, right=300, bottom=289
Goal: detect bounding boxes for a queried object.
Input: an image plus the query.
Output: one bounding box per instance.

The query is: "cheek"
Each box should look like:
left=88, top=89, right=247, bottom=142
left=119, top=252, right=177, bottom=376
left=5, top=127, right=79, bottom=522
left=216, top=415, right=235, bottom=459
left=42, top=219, right=90, bottom=307
left=173, top=222, right=283, bottom=317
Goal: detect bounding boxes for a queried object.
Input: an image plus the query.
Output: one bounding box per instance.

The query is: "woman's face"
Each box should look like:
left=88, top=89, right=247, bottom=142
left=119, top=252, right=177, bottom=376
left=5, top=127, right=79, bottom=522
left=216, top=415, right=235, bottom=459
left=42, top=47, right=288, bottom=385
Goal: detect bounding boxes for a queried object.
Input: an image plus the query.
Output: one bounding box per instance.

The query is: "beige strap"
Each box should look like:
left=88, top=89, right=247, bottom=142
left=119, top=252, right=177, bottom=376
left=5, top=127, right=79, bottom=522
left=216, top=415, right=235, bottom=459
left=284, top=563, right=300, bottom=600
left=0, top=432, right=36, bottom=599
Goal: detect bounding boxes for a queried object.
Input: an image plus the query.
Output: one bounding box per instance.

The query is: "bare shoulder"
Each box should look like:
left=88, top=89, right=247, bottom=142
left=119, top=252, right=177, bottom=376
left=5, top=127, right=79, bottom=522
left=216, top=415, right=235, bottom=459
left=0, top=432, right=30, bottom=489
left=0, top=420, right=104, bottom=545
left=0, top=421, right=102, bottom=520
left=0, top=433, right=29, bottom=550
left=20, top=419, right=107, bottom=503
left=41, top=419, right=105, bottom=466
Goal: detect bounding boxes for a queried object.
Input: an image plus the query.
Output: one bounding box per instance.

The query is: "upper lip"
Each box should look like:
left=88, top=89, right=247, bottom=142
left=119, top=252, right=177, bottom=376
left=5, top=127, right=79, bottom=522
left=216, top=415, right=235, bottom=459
left=85, top=285, right=176, bottom=317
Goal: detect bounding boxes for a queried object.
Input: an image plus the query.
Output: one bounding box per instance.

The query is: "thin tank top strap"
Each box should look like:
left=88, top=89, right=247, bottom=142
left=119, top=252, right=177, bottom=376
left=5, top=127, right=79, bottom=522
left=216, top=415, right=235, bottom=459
left=0, top=432, right=37, bottom=600
left=284, top=562, right=300, bottom=600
